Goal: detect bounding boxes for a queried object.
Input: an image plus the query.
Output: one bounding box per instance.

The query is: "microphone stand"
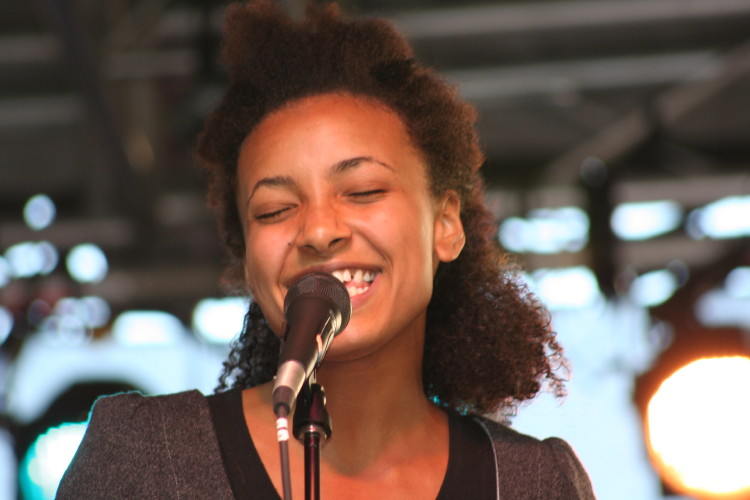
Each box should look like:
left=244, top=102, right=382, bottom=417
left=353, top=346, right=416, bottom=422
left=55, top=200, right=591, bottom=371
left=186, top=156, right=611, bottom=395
left=293, top=377, right=332, bottom=500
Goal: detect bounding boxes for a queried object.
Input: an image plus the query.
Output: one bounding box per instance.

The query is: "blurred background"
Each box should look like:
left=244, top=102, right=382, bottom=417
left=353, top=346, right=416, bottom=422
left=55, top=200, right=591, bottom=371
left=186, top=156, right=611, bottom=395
left=1, top=0, right=749, bottom=498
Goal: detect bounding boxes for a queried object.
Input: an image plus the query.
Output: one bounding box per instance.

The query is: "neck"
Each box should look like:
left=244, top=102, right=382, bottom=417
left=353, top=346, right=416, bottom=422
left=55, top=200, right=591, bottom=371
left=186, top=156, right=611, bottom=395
left=297, top=318, right=444, bottom=473
left=247, top=315, right=448, bottom=478
left=319, top=347, right=431, bottom=434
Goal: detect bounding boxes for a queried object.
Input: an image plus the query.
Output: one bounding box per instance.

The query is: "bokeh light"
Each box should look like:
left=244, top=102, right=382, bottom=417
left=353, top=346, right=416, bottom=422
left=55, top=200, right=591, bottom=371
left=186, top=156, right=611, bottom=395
left=40, top=314, right=87, bottom=346
left=610, top=200, right=682, bottom=241
left=530, top=266, right=602, bottom=309
left=23, top=194, right=56, bottom=231
left=695, top=288, right=750, bottom=330
left=0, top=306, right=13, bottom=345
left=646, top=356, right=750, bottom=499
left=192, top=297, right=247, bottom=343
left=65, top=244, right=108, bottom=283
left=79, top=296, right=111, bottom=328
left=4, top=241, right=59, bottom=278
left=112, top=310, right=184, bottom=345
left=499, top=206, right=589, bottom=254
left=27, top=299, right=52, bottom=328
left=688, top=196, right=750, bottom=239
left=19, top=422, right=87, bottom=500
left=6, top=242, right=45, bottom=278
left=725, top=267, right=750, bottom=298
left=36, top=242, right=59, bottom=275
left=54, top=296, right=111, bottom=329
left=629, top=269, right=678, bottom=307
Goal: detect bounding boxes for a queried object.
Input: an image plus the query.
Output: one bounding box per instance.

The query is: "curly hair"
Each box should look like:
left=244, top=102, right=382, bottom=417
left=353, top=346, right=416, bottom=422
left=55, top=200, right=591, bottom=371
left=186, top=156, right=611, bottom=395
left=197, top=0, right=565, bottom=416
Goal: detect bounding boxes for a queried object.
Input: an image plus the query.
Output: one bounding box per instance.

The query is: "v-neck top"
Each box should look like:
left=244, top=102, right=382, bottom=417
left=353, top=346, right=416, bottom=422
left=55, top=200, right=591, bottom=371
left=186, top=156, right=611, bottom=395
left=58, top=390, right=595, bottom=499
left=206, top=389, right=496, bottom=499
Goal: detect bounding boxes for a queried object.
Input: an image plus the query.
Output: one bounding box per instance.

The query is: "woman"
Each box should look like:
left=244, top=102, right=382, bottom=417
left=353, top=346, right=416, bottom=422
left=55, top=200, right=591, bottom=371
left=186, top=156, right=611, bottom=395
left=58, top=1, right=595, bottom=498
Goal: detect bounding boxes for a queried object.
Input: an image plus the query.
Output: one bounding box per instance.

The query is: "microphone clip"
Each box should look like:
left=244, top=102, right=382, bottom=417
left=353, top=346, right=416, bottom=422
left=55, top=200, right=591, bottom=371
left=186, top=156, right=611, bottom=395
left=293, top=379, right=332, bottom=443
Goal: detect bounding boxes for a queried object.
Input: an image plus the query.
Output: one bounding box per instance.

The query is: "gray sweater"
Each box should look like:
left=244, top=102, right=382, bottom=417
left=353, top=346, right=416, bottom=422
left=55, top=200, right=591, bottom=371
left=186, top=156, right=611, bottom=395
left=57, top=391, right=595, bottom=499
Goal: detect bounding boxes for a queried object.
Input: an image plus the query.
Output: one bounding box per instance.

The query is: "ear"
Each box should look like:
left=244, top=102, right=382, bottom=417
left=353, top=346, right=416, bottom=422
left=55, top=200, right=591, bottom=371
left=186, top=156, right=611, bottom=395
left=434, top=190, right=465, bottom=263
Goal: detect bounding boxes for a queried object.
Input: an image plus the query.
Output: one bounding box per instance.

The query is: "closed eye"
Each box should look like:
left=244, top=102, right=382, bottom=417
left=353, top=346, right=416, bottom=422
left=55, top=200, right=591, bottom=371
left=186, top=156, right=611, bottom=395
left=349, top=189, right=386, bottom=201
left=254, top=206, right=293, bottom=222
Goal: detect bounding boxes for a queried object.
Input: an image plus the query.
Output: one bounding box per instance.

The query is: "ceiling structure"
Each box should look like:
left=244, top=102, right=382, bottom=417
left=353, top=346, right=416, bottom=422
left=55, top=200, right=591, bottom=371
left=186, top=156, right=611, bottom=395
left=1, top=0, right=749, bottom=326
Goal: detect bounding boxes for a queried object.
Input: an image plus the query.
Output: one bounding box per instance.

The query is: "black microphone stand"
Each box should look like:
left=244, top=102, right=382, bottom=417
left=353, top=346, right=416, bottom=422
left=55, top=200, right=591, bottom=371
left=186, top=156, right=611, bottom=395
left=293, top=377, right=332, bottom=500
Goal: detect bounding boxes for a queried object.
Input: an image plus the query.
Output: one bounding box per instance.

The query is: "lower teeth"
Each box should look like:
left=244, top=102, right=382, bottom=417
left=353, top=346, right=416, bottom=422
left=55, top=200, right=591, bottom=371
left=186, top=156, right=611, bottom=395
left=347, top=285, right=369, bottom=297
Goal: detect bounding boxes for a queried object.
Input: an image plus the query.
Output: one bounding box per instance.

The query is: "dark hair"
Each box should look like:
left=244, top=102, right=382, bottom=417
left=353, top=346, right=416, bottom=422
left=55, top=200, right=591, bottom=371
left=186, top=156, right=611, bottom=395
left=197, top=0, right=565, bottom=416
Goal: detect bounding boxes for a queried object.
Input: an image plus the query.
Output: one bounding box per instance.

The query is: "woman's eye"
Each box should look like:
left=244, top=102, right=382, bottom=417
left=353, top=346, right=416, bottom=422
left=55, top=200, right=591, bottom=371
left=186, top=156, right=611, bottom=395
left=254, top=207, right=291, bottom=222
left=349, top=189, right=386, bottom=201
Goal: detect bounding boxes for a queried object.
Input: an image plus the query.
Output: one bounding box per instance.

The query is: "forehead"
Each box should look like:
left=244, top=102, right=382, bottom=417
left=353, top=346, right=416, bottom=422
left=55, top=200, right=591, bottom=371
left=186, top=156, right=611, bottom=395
left=237, top=93, right=427, bottom=179
left=261, top=93, right=402, bottom=127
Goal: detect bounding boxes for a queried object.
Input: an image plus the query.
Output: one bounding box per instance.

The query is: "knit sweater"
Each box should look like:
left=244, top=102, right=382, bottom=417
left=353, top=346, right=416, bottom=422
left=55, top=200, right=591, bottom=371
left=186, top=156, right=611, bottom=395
left=57, top=390, right=595, bottom=499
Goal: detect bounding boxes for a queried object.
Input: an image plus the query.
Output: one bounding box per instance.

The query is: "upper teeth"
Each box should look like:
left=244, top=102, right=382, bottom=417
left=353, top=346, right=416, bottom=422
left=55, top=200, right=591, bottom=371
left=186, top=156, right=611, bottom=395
left=331, top=268, right=375, bottom=298
left=331, top=269, right=375, bottom=284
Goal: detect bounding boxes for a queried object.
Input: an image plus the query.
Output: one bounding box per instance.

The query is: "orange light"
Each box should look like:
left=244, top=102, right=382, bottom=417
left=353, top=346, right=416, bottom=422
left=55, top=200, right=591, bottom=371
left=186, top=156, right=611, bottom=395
left=646, top=356, right=750, bottom=499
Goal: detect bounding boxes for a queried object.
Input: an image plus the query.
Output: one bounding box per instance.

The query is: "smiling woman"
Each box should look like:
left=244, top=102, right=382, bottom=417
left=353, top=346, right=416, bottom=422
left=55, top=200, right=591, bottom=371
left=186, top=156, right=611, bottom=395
left=235, top=94, right=456, bottom=366
left=56, top=1, right=595, bottom=499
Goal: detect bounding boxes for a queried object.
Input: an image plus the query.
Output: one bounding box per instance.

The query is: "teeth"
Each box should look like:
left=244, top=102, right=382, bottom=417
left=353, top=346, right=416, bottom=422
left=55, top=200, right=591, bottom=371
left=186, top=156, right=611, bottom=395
left=327, top=268, right=376, bottom=296
left=331, top=269, right=375, bottom=297
left=329, top=269, right=375, bottom=282
left=346, top=284, right=371, bottom=298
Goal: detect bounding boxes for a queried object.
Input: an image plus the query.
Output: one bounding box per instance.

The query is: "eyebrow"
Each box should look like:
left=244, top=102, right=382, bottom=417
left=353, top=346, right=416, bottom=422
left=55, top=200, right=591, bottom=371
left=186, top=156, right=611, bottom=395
left=247, top=175, right=296, bottom=203
left=246, top=156, right=395, bottom=204
left=330, top=156, right=395, bottom=175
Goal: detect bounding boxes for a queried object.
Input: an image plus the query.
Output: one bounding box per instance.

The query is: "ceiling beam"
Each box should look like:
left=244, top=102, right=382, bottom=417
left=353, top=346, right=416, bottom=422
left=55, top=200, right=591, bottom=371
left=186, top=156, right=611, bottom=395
left=541, top=40, right=750, bottom=185
left=391, top=0, right=750, bottom=39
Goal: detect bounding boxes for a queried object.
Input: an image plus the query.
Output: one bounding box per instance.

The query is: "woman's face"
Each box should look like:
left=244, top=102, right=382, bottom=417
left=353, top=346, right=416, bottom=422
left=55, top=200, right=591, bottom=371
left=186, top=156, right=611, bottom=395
left=236, top=94, right=463, bottom=362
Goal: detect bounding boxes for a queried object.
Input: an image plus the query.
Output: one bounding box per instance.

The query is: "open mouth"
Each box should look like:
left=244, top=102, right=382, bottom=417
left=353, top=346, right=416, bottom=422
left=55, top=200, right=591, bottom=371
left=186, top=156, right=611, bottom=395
left=330, top=268, right=376, bottom=298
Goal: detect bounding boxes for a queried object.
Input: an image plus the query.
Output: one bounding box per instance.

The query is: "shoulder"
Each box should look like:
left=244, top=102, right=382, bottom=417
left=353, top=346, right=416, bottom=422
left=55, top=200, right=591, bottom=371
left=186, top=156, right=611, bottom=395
left=88, top=389, right=210, bottom=425
left=78, top=390, right=214, bottom=451
left=472, top=416, right=596, bottom=499
left=57, top=390, right=233, bottom=499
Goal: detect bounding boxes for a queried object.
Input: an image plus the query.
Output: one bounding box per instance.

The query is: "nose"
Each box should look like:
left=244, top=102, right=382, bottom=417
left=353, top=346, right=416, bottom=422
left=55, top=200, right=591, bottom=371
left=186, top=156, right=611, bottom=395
left=295, top=202, right=351, bottom=256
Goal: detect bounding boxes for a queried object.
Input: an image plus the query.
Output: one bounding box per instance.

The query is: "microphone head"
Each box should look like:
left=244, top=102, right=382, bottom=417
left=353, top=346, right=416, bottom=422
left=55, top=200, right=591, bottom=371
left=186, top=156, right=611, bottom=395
left=284, top=272, right=352, bottom=333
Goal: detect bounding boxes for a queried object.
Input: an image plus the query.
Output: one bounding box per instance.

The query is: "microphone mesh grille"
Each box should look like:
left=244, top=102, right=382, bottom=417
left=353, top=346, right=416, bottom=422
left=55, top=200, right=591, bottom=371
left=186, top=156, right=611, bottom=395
left=284, top=272, right=352, bottom=329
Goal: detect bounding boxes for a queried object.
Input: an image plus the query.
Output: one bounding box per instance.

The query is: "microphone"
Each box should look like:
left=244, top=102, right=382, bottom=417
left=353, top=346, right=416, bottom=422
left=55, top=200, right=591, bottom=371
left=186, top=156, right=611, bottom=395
left=272, top=272, right=352, bottom=415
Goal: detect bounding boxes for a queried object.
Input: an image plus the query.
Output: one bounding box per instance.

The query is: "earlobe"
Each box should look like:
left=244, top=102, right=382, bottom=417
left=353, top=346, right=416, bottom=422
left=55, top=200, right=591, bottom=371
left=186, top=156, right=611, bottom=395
left=434, top=191, right=465, bottom=263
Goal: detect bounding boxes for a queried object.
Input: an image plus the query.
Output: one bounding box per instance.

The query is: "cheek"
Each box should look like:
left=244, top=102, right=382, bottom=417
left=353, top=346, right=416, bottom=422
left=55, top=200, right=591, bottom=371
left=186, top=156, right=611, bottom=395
left=373, top=199, right=437, bottom=276
left=243, top=239, right=285, bottom=334
left=400, top=201, right=438, bottom=258
left=243, top=225, right=283, bottom=282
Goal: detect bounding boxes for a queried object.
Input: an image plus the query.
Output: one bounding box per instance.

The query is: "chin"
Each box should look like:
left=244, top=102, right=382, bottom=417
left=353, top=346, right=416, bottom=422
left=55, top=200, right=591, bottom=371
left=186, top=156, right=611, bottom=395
left=319, top=333, right=381, bottom=363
